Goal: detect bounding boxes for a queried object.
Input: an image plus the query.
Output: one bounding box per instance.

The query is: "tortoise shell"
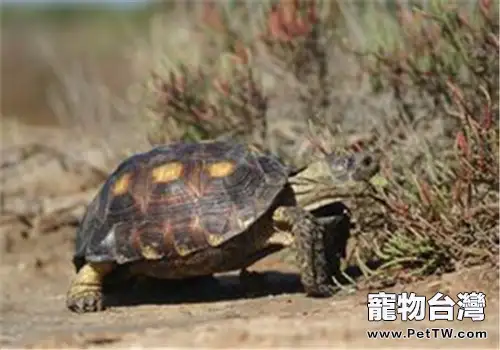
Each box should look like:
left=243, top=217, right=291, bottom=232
left=73, top=141, right=289, bottom=271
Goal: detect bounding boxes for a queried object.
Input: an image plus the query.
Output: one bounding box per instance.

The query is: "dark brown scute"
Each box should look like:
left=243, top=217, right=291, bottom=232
left=74, top=142, right=289, bottom=265
left=183, top=160, right=208, bottom=198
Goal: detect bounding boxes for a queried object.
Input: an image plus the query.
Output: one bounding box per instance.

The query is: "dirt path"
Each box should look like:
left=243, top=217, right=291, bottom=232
left=1, top=124, right=498, bottom=349
left=1, top=220, right=498, bottom=349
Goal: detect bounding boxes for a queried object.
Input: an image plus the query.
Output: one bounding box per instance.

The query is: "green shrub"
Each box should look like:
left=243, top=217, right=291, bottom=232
left=141, top=0, right=499, bottom=288
left=346, top=0, right=499, bottom=287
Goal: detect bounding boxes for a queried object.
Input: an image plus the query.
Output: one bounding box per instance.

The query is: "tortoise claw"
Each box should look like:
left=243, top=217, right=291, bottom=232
left=304, top=283, right=334, bottom=298
left=66, top=263, right=112, bottom=313
left=67, top=290, right=104, bottom=313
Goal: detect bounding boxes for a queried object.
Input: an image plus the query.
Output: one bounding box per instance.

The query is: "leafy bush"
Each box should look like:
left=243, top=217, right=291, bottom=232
left=140, top=0, right=499, bottom=288
left=345, top=0, right=499, bottom=287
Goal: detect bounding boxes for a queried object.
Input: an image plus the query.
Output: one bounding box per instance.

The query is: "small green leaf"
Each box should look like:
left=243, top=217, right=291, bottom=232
left=369, top=174, right=389, bottom=188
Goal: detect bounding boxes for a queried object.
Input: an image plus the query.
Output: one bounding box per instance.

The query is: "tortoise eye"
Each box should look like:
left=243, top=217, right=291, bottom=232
left=361, top=155, right=373, bottom=167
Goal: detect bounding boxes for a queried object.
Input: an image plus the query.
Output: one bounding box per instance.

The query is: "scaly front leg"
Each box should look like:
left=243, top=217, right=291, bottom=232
left=66, top=262, right=114, bottom=313
left=272, top=206, right=333, bottom=297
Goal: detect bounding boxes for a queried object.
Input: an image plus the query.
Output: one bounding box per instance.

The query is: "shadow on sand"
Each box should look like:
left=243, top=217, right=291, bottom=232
left=104, top=271, right=305, bottom=308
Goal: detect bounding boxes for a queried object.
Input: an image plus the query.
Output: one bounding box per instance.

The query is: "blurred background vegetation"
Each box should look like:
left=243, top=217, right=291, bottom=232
left=1, top=0, right=469, bottom=127
left=1, top=0, right=158, bottom=126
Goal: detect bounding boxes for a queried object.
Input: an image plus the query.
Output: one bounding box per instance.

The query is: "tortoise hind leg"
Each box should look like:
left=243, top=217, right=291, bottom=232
left=272, top=206, right=333, bottom=297
left=66, top=262, right=114, bottom=313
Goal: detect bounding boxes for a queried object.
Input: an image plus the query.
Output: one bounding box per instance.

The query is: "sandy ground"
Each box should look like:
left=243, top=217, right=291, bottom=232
left=1, top=122, right=499, bottom=349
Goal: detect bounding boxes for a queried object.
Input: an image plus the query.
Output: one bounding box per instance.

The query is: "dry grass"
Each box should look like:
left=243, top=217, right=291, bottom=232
left=134, top=0, right=499, bottom=288
left=345, top=0, right=499, bottom=287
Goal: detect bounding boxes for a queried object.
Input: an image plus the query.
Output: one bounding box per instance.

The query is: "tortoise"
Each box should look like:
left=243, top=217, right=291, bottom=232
left=67, top=141, right=380, bottom=313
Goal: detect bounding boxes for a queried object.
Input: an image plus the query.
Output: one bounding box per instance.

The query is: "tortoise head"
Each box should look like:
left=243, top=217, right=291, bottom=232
left=289, top=151, right=381, bottom=211
left=323, top=151, right=380, bottom=184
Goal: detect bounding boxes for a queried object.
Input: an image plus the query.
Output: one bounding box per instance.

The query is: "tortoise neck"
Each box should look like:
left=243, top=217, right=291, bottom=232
left=288, top=160, right=333, bottom=211
left=289, top=159, right=362, bottom=212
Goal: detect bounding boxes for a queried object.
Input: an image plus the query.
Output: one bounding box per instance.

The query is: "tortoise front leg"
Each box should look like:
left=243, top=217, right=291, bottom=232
left=272, top=206, right=333, bottom=297
left=66, top=262, right=114, bottom=313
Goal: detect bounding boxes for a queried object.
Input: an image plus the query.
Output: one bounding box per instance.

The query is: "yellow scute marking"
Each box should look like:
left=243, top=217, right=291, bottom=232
left=237, top=217, right=254, bottom=230
left=140, top=244, right=163, bottom=260
left=152, top=162, right=184, bottom=183
left=207, top=233, right=225, bottom=247
left=175, top=243, right=194, bottom=257
left=112, top=173, right=131, bottom=195
left=207, top=161, right=236, bottom=178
